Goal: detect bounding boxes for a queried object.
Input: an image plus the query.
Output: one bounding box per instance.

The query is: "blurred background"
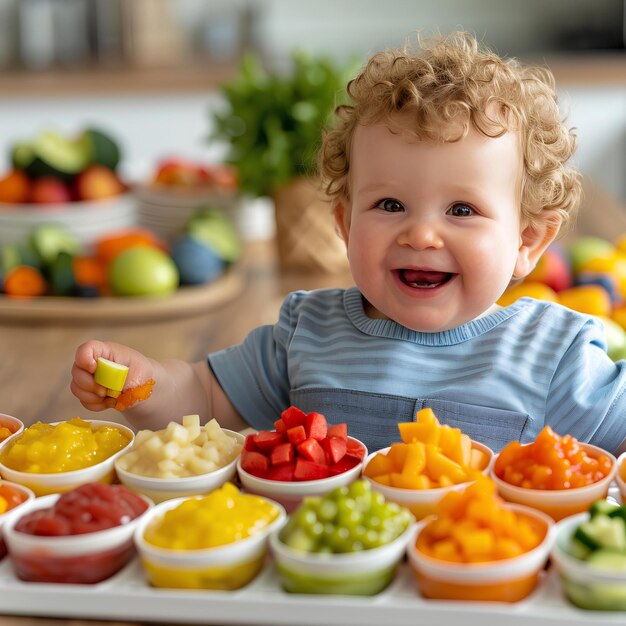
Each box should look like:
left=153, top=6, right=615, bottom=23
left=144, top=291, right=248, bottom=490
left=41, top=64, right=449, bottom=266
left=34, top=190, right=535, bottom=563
left=0, top=0, right=624, bottom=212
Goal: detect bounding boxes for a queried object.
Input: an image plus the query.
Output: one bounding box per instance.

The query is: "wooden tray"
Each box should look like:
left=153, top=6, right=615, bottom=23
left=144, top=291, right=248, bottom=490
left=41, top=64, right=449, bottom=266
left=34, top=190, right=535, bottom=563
left=0, top=265, right=246, bottom=324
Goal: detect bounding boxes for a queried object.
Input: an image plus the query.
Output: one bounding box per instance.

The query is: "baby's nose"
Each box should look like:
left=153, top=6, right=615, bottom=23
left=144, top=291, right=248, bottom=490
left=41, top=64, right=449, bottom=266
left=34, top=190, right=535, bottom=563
left=396, top=220, right=444, bottom=250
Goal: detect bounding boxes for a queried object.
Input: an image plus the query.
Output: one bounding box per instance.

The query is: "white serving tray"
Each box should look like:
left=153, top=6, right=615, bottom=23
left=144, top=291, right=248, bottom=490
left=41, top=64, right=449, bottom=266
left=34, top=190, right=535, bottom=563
left=0, top=555, right=624, bottom=626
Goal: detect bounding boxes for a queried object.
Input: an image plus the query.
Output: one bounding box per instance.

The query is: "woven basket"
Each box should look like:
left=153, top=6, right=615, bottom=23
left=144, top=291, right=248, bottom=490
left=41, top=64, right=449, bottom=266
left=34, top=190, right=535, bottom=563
left=273, top=177, right=348, bottom=274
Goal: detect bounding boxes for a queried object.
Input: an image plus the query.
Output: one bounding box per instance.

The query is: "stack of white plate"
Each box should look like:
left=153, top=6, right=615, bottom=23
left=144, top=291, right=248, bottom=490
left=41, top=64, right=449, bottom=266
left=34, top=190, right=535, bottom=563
left=0, top=195, right=137, bottom=248
left=134, top=185, right=242, bottom=243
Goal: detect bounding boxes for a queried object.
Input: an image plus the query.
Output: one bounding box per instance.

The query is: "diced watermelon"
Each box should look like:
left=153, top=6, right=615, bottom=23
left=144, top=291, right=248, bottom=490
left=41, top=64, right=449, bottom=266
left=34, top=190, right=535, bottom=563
left=305, top=412, right=328, bottom=440
left=281, top=406, right=307, bottom=429
left=274, top=418, right=287, bottom=432
left=294, top=458, right=331, bottom=481
left=286, top=425, right=306, bottom=446
left=266, top=464, right=296, bottom=482
left=240, top=450, right=270, bottom=477
left=270, top=442, right=294, bottom=466
left=297, top=437, right=327, bottom=465
left=346, top=438, right=366, bottom=460
left=322, top=436, right=347, bottom=464
left=327, top=423, right=347, bottom=440
left=243, top=435, right=260, bottom=452
left=329, top=455, right=360, bottom=476
left=252, top=430, right=285, bottom=451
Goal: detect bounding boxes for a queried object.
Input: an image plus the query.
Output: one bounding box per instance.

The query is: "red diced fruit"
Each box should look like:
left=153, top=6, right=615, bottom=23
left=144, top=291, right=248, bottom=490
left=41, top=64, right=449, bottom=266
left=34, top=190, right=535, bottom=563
left=327, top=423, right=347, bottom=439
left=294, top=459, right=331, bottom=481
left=281, top=406, right=307, bottom=429
left=346, top=438, right=366, bottom=460
left=274, top=418, right=287, bottom=432
left=243, top=435, right=259, bottom=452
left=270, top=442, right=294, bottom=466
left=287, top=425, right=306, bottom=446
left=329, top=456, right=360, bottom=476
left=323, top=436, right=347, bottom=464
left=240, top=449, right=269, bottom=477
left=252, top=430, right=285, bottom=451
left=266, top=465, right=296, bottom=482
left=297, top=438, right=326, bottom=465
left=305, top=412, right=328, bottom=440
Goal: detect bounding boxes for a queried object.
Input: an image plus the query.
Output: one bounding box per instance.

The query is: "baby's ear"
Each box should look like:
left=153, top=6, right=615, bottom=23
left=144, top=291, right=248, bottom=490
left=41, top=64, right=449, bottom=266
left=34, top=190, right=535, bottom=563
left=333, top=200, right=351, bottom=244
left=514, top=216, right=562, bottom=279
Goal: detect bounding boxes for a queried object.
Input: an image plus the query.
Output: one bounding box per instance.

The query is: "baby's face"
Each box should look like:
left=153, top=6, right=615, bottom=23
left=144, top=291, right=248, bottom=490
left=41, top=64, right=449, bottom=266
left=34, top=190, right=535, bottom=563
left=335, top=122, right=527, bottom=332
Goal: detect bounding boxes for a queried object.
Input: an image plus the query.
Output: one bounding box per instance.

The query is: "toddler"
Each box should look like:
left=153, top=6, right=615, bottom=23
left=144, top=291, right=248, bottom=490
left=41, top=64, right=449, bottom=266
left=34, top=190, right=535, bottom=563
left=71, top=32, right=626, bottom=455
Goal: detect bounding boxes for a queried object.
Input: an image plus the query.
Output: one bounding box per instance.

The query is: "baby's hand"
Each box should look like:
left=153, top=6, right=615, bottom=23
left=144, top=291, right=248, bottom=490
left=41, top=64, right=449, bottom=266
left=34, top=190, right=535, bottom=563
left=71, top=340, right=154, bottom=412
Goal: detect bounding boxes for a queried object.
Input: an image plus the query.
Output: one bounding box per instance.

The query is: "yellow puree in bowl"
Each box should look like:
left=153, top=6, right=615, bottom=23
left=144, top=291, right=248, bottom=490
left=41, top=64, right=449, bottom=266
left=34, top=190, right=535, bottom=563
left=144, top=483, right=279, bottom=550
left=0, top=418, right=131, bottom=473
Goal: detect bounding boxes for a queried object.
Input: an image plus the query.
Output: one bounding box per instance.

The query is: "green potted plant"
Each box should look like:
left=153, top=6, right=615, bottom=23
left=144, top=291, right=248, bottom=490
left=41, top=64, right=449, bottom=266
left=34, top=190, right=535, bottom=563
left=211, top=51, right=356, bottom=273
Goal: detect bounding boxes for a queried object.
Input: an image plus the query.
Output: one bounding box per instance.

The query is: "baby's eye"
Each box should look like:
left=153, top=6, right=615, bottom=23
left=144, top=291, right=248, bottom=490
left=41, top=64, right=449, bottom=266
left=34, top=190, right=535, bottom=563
left=447, top=203, right=474, bottom=217
left=377, top=198, right=404, bottom=213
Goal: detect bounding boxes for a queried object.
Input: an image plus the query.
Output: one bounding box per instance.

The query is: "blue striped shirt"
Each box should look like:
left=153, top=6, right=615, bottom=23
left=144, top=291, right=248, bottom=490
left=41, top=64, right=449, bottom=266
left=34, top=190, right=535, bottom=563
left=209, top=287, right=626, bottom=454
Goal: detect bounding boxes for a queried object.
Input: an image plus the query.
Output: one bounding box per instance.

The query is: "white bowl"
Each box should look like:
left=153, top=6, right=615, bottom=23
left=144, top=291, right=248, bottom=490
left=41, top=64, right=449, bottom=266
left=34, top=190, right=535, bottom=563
left=491, top=443, right=617, bottom=521
left=0, top=419, right=135, bottom=496
left=551, top=511, right=626, bottom=610
left=237, top=437, right=367, bottom=513
left=362, top=440, right=493, bottom=520
left=134, top=493, right=286, bottom=589
left=115, top=429, right=245, bottom=503
left=0, top=194, right=136, bottom=247
left=3, top=490, right=152, bottom=583
left=408, top=503, right=554, bottom=602
left=269, top=520, right=414, bottom=595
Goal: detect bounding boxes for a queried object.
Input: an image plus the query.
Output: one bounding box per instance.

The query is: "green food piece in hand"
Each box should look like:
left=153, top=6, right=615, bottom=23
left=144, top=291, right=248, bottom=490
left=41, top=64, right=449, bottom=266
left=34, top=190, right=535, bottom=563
left=94, top=357, right=129, bottom=398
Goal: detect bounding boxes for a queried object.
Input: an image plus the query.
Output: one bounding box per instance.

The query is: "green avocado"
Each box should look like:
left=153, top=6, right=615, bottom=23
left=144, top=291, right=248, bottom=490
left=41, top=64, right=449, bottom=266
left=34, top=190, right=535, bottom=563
left=77, top=127, right=121, bottom=171
left=22, top=130, right=90, bottom=180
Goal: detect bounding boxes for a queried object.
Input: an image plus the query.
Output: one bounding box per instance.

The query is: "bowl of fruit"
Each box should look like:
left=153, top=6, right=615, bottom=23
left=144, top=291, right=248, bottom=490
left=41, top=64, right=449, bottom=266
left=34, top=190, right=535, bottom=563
left=115, top=415, right=244, bottom=503
left=0, top=480, right=36, bottom=560
left=362, top=408, right=493, bottom=520
left=0, top=128, right=134, bottom=248
left=270, top=479, right=414, bottom=595
left=0, top=417, right=134, bottom=496
left=3, top=482, right=151, bottom=583
left=550, top=499, right=626, bottom=610
left=407, top=475, right=554, bottom=602
left=237, top=406, right=367, bottom=512
left=491, top=427, right=616, bottom=521
left=134, top=483, right=285, bottom=590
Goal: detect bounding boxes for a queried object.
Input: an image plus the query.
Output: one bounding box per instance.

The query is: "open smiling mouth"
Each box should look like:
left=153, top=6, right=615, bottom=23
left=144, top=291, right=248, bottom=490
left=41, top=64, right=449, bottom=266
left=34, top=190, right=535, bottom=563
left=397, top=269, right=456, bottom=289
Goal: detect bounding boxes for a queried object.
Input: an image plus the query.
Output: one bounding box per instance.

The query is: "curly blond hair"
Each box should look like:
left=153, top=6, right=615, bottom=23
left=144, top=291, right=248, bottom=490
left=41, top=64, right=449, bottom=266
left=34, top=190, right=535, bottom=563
left=319, top=31, right=581, bottom=230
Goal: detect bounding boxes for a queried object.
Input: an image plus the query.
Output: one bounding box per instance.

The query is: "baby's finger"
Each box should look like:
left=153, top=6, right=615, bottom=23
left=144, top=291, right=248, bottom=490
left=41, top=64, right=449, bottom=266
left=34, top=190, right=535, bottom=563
left=74, top=340, right=110, bottom=374
left=71, top=363, right=104, bottom=395
left=70, top=381, right=116, bottom=411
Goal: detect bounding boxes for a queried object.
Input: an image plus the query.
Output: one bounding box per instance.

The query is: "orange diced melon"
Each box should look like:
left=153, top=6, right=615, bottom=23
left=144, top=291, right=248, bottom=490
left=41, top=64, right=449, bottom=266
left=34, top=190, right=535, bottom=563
left=372, top=473, right=392, bottom=486
left=456, top=528, right=496, bottom=561
left=425, top=447, right=468, bottom=483
left=437, top=490, right=467, bottom=520
left=416, top=407, right=439, bottom=425
left=437, top=475, right=455, bottom=488
left=402, top=442, right=426, bottom=474
left=398, top=422, right=421, bottom=444
left=393, top=471, right=432, bottom=490
left=494, top=538, right=524, bottom=560
left=387, top=442, right=408, bottom=471
left=431, top=539, right=463, bottom=562
left=468, top=447, right=488, bottom=470
left=412, top=422, right=441, bottom=446
left=439, top=425, right=470, bottom=466
left=363, top=452, right=395, bottom=478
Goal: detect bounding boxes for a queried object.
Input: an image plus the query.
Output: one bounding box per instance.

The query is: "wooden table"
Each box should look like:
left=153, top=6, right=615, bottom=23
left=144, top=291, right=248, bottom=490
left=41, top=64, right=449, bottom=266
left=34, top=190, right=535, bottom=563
left=0, top=177, right=625, bottom=625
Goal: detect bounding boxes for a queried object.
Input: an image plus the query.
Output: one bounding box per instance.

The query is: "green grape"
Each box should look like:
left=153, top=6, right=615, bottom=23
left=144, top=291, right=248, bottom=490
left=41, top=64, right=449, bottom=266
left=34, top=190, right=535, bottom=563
left=328, top=526, right=351, bottom=552
left=338, top=508, right=362, bottom=527
left=348, top=479, right=370, bottom=498
left=318, top=499, right=338, bottom=522
left=363, top=529, right=381, bottom=549
left=309, top=521, right=325, bottom=538
left=330, top=485, right=349, bottom=500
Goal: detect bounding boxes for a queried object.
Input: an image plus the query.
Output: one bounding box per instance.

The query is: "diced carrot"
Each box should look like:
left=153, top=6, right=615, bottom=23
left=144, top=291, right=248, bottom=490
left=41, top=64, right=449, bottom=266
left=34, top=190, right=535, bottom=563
left=114, top=379, right=155, bottom=411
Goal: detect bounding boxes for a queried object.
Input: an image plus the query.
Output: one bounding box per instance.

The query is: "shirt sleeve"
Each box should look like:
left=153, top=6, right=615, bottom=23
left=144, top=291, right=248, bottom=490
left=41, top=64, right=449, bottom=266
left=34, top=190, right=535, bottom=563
left=546, top=317, right=626, bottom=456
left=207, top=292, right=300, bottom=431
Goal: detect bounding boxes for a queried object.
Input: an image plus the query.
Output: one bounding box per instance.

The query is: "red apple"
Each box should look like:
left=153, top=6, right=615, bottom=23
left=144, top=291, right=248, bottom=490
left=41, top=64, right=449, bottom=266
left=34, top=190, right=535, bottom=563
left=29, top=176, right=72, bottom=204
left=75, top=165, right=125, bottom=201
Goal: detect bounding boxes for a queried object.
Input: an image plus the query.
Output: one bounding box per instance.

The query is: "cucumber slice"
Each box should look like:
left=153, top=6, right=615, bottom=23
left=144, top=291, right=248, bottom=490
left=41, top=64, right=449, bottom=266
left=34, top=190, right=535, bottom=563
left=586, top=550, right=626, bottom=572
left=24, top=130, right=90, bottom=180
left=574, top=515, right=626, bottom=551
left=590, top=499, right=621, bottom=518
left=567, top=537, right=592, bottom=560
left=11, top=143, right=35, bottom=170
left=608, top=505, right=626, bottom=523
left=94, top=357, right=129, bottom=398
left=50, top=251, right=76, bottom=296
